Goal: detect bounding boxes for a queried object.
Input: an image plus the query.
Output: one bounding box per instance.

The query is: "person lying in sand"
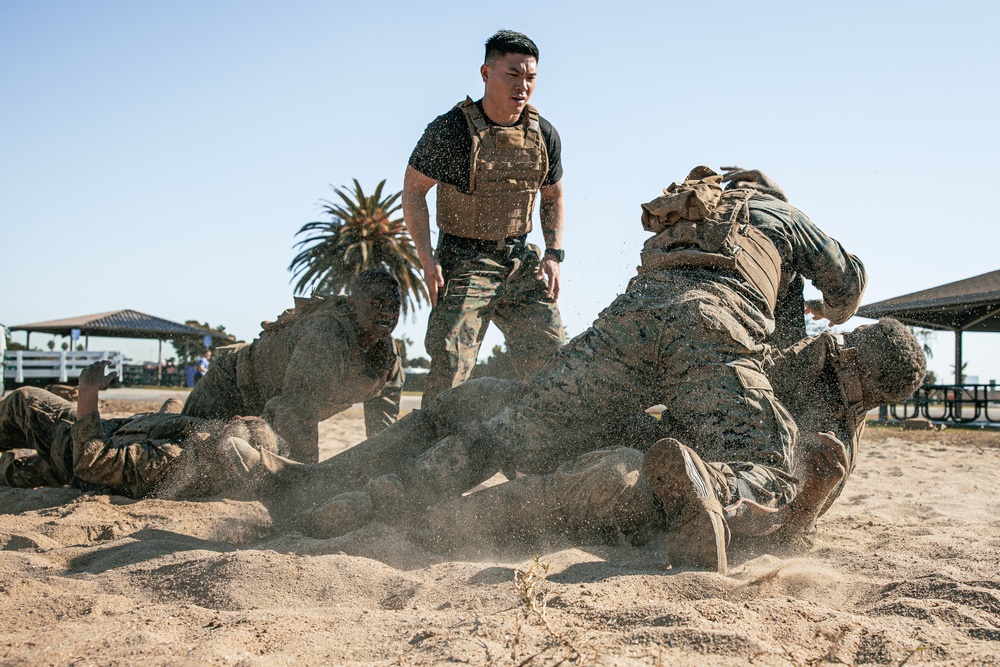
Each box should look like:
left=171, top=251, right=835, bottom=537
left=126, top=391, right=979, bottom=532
left=0, top=360, right=282, bottom=499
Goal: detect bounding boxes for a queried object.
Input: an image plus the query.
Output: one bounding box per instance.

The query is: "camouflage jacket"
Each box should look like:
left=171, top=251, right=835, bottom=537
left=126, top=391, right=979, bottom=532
left=70, top=412, right=206, bottom=498
left=637, top=191, right=866, bottom=334
left=204, top=296, right=403, bottom=462
left=748, top=193, right=867, bottom=326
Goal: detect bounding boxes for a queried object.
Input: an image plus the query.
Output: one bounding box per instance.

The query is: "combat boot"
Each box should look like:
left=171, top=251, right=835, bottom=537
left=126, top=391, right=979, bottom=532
left=158, top=398, right=184, bottom=414
left=220, top=436, right=262, bottom=475
left=643, top=438, right=729, bottom=575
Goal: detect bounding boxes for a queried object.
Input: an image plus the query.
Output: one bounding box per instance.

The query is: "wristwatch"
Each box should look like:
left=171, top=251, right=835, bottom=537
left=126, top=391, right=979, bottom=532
left=544, top=248, right=565, bottom=263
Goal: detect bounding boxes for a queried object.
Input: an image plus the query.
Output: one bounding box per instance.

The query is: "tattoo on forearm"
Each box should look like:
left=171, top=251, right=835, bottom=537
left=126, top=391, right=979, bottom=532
left=540, top=200, right=557, bottom=247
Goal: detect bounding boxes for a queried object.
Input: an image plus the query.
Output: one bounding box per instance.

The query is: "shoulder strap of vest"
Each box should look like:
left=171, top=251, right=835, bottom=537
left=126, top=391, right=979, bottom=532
left=327, top=298, right=360, bottom=349
left=458, top=97, right=493, bottom=146
left=458, top=97, right=490, bottom=190
left=523, top=104, right=542, bottom=149
left=835, top=345, right=866, bottom=419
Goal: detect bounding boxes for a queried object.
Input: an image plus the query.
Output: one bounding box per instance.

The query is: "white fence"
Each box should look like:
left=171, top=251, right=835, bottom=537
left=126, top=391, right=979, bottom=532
left=2, top=350, right=123, bottom=384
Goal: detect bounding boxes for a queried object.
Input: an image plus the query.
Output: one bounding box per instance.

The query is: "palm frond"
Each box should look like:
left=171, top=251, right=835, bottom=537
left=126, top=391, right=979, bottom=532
left=289, top=179, right=428, bottom=316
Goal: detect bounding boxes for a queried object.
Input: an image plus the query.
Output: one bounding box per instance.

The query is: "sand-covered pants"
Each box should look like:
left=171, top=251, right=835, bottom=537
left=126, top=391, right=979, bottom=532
left=418, top=447, right=666, bottom=552
left=401, top=270, right=799, bottom=515
left=259, top=378, right=526, bottom=522
left=0, top=387, right=75, bottom=488
left=421, top=237, right=565, bottom=406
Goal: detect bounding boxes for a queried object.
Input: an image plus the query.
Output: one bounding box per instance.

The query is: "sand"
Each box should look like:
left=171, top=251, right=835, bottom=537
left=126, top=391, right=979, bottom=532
left=1, top=402, right=998, bottom=666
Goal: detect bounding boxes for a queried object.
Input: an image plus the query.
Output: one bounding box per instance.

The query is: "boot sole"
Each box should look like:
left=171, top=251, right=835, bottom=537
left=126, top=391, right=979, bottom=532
left=643, top=438, right=728, bottom=575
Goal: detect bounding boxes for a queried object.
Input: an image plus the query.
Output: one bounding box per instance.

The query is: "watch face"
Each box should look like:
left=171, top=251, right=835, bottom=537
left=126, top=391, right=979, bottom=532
left=545, top=248, right=565, bottom=262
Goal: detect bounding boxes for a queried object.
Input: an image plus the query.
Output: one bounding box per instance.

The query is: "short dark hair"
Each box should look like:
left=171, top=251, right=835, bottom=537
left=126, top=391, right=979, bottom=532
left=349, top=268, right=400, bottom=295
left=843, top=318, right=926, bottom=405
left=484, top=30, right=539, bottom=64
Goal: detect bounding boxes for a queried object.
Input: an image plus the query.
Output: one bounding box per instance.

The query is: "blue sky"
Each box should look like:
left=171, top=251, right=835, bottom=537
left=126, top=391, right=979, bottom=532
left=2, top=1, right=998, bottom=384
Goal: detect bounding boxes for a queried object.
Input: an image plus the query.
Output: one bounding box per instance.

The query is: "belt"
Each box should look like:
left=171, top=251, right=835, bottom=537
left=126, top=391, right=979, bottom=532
left=440, top=233, right=527, bottom=253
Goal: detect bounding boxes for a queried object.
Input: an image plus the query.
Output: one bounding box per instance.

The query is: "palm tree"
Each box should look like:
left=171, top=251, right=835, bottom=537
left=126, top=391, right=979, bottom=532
left=289, top=179, right=428, bottom=316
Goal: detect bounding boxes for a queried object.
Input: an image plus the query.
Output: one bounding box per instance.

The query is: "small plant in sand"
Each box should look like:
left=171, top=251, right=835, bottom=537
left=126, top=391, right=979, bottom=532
left=508, top=558, right=593, bottom=665
left=289, top=179, right=428, bottom=317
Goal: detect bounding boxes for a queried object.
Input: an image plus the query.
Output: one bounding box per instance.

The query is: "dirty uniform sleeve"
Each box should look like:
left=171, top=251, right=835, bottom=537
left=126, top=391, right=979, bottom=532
left=768, top=334, right=834, bottom=399
left=783, top=209, right=868, bottom=325
left=363, top=357, right=403, bottom=437
left=262, top=321, right=352, bottom=463
left=71, top=414, right=183, bottom=498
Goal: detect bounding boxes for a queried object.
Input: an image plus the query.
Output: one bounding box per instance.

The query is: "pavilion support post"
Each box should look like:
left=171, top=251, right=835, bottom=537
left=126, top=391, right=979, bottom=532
left=954, top=330, right=963, bottom=385
left=157, top=339, right=163, bottom=386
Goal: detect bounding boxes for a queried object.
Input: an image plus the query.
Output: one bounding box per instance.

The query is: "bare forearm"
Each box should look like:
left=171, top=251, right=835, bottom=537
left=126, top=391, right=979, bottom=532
left=539, top=183, right=564, bottom=250
left=77, top=387, right=101, bottom=421
left=76, top=361, right=116, bottom=422
left=403, top=194, right=435, bottom=264
left=402, top=167, right=438, bottom=265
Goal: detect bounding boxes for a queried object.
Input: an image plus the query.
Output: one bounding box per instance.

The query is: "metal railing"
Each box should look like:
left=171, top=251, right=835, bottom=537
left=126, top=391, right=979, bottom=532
left=2, top=350, right=123, bottom=385
left=887, top=383, right=1000, bottom=424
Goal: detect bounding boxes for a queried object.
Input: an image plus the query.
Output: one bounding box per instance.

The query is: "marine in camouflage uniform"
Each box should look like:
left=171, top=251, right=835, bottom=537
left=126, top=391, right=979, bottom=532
left=302, top=167, right=868, bottom=547
left=182, top=271, right=404, bottom=464
left=403, top=30, right=566, bottom=406
left=0, top=379, right=281, bottom=499
left=405, top=320, right=925, bottom=558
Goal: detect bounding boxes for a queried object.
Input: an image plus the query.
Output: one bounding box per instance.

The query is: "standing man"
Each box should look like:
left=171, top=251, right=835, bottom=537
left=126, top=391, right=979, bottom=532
left=194, top=349, right=212, bottom=383
left=403, top=29, right=567, bottom=406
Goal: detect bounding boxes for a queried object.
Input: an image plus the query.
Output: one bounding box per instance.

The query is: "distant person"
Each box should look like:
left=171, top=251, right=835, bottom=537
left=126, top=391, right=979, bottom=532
left=402, top=29, right=567, bottom=408
left=0, top=361, right=280, bottom=499
left=194, top=349, right=212, bottom=383
left=181, top=269, right=404, bottom=463
left=0, top=323, right=7, bottom=395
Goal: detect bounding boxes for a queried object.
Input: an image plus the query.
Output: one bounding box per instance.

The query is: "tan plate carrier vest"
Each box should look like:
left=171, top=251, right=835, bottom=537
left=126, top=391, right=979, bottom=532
left=638, top=168, right=783, bottom=314
left=436, top=97, right=549, bottom=241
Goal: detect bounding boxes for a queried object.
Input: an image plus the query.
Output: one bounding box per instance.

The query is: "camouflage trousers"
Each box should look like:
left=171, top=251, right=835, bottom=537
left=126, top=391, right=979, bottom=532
left=0, top=387, right=75, bottom=488
left=421, top=237, right=565, bottom=407
left=399, top=272, right=799, bottom=514
left=417, top=448, right=666, bottom=553
left=262, top=378, right=526, bottom=527
left=415, top=443, right=797, bottom=554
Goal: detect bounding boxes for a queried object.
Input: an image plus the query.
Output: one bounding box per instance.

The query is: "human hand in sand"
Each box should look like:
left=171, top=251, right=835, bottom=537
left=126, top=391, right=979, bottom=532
left=803, top=432, right=850, bottom=497
left=773, top=432, right=849, bottom=545
left=77, top=360, right=118, bottom=420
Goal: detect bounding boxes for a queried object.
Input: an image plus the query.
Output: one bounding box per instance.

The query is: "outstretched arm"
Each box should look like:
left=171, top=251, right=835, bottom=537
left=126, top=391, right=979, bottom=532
left=76, top=360, right=117, bottom=421
left=263, top=324, right=351, bottom=463
left=769, top=431, right=849, bottom=546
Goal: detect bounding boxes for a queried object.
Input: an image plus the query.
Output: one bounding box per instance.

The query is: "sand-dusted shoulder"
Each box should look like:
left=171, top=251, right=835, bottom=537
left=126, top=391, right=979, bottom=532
left=1, top=407, right=998, bottom=665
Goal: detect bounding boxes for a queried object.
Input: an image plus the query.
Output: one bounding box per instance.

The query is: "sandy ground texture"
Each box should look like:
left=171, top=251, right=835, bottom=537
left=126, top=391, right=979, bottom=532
left=1, top=400, right=999, bottom=666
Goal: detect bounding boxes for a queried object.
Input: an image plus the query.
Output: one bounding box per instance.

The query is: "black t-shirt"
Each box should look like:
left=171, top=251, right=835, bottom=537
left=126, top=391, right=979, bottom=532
left=408, top=99, right=563, bottom=194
